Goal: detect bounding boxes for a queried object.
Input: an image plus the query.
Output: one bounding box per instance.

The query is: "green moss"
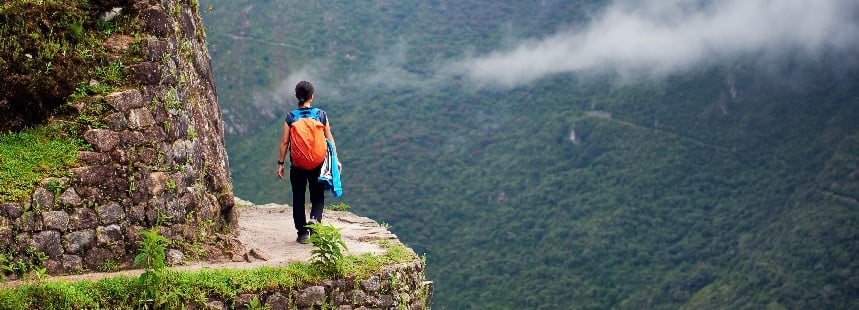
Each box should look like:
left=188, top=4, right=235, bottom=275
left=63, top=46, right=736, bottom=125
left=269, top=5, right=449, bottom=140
left=0, top=125, right=86, bottom=202
left=0, top=0, right=142, bottom=132
left=0, top=0, right=149, bottom=202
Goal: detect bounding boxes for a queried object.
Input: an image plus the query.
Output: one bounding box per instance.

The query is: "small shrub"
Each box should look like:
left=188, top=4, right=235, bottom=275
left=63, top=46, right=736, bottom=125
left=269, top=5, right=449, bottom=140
left=134, top=228, right=171, bottom=308
left=307, top=223, right=348, bottom=278
left=134, top=228, right=168, bottom=272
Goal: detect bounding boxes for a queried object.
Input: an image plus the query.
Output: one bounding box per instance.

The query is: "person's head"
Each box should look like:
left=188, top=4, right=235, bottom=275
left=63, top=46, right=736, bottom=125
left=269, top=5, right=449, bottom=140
left=295, top=81, right=314, bottom=105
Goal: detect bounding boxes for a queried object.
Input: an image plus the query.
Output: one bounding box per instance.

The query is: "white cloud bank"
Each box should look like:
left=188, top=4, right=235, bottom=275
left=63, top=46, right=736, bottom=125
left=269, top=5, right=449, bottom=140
left=454, top=0, right=859, bottom=88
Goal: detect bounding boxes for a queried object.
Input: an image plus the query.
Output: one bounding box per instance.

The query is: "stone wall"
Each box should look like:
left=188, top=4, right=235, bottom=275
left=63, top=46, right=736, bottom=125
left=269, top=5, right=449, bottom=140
left=0, top=0, right=235, bottom=276
left=209, top=262, right=433, bottom=310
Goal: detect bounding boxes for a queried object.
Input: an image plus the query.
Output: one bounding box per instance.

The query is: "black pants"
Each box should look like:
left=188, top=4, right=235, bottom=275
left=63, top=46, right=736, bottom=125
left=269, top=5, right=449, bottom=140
left=290, top=165, right=325, bottom=235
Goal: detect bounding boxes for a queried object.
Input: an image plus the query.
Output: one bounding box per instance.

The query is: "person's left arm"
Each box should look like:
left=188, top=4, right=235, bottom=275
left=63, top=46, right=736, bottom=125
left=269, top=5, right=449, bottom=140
left=323, top=119, right=342, bottom=172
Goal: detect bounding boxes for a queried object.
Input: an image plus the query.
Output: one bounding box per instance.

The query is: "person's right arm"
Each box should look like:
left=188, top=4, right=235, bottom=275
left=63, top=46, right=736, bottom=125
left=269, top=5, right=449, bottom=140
left=277, top=122, right=290, bottom=179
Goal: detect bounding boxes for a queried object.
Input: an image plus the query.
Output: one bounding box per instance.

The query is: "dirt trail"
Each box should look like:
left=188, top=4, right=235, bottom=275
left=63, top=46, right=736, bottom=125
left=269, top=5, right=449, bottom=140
left=5, top=199, right=398, bottom=285
left=214, top=200, right=399, bottom=269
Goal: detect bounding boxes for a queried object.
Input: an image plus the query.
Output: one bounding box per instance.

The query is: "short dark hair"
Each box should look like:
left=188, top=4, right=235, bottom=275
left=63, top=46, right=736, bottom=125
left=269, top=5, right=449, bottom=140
left=295, top=81, right=314, bottom=104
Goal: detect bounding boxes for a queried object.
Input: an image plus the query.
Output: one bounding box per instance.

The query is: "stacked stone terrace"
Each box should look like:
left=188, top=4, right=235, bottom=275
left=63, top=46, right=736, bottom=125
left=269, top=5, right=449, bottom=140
left=0, top=0, right=234, bottom=276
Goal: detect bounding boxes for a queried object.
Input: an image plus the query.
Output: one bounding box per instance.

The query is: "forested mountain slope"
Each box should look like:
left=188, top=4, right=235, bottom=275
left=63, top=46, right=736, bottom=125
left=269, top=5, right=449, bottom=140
left=199, top=0, right=858, bottom=308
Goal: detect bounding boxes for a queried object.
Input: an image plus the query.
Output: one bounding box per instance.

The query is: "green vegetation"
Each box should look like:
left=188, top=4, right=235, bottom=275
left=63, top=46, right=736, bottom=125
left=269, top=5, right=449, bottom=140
left=200, top=0, right=859, bottom=308
left=133, top=228, right=170, bottom=308
left=0, top=126, right=86, bottom=202
left=246, top=296, right=270, bottom=310
left=307, top=222, right=348, bottom=278
left=1, top=0, right=851, bottom=308
left=0, top=0, right=144, bottom=203
left=0, top=0, right=140, bottom=131
left=327, top=201, right=351, bottom=211
left=0, top=242, right=417, bottom=309
left=96, top=260, right=122, bottom=273
left=0, top=247, right=48, bottom=280
left=0, top=0, right=135, bottom=195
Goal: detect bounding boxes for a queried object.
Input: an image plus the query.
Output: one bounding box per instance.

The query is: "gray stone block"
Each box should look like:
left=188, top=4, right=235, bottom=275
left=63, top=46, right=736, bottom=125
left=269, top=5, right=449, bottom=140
left=64, top=230, right=94, bottom=254
left=42, top=211, right=69, bottom=231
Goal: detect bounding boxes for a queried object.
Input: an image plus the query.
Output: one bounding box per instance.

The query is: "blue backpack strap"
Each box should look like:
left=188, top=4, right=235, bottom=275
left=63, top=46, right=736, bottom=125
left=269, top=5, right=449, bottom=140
left=303, top=108, right=325, bottom=124
left=286, top=108, right=323, bottom=125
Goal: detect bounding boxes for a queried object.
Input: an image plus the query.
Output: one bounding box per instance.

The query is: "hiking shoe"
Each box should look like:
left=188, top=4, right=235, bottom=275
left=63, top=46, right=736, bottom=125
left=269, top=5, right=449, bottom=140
left=296, top=232, right=310, bottom=244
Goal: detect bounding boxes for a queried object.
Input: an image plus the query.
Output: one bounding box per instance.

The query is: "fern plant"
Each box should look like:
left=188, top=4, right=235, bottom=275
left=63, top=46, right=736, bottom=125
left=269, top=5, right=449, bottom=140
left=134, top=228, right=168, bottom=272
left=134, top=228, right=170, bottom=308
left=307, top=222, right=348, bottom=278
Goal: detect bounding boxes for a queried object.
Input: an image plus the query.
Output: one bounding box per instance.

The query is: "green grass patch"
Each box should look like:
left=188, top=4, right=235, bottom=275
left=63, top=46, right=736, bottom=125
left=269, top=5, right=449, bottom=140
left=326, top=201, right=351, bottom=211
left=343, top=240, right=418, bottom=278
left=0, top=243, right=418, bottom=309
left=0, top=125, right=85, bottom=202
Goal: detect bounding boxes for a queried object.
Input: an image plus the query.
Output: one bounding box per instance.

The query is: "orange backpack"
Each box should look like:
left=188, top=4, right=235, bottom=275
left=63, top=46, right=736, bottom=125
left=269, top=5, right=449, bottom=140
left=287, top=108, right=328, bottom=169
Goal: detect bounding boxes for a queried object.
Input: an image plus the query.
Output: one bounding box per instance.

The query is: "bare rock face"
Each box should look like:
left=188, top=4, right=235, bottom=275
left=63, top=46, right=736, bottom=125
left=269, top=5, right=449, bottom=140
left=64, top=230, right=95, bottom=255
left=32, top=230, right=63, bottom=259
left=106, top=88, right=145, bottom=112
left=140, top=6, right=170, bottom=37
left=42, top=211, right=69, bottom=231
left=58, top=188, right=83, bottom=208
left=84, top=129, right=121, bottom=152
left=165, top=248, right=185, bottom=266
left=2, top=0, right=235, bottom=277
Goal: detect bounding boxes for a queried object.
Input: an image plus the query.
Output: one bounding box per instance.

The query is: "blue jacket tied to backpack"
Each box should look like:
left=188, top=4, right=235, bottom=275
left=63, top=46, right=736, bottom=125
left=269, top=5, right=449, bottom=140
left=318, top=139, right=342, bottom=197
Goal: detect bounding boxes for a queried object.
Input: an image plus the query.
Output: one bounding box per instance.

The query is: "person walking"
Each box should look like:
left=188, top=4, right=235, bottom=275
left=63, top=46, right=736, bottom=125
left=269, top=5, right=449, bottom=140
left=277, top=81, right=339, bottom=244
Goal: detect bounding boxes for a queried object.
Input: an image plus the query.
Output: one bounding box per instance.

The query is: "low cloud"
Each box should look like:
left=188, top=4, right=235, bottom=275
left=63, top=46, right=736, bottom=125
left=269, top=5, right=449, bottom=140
left=266, top=63, right=343, bottom=109
left=454, top=0, right=859, bottom=88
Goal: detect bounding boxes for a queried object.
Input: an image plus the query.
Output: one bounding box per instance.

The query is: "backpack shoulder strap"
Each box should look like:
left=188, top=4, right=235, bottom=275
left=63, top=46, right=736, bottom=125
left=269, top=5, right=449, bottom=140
left=287, top=108, right=313, bottom=123
left=307, top=107, right=321, bottom=119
